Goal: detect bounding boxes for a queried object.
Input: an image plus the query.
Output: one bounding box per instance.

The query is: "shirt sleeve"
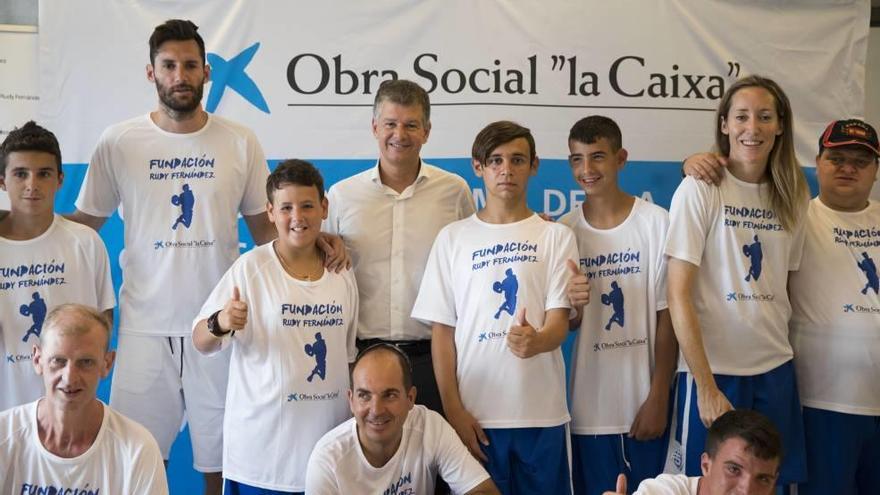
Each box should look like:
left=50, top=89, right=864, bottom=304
left=654, top=209, right=671, bottom=311
left=304, top=445, right=342, bottom=495
left=75, top=130, right=121, bottom=218
left=89, top=229, right=117, bottom=312
left=411, top=227, right=458, bottom=327
left=431, top=412, right=491, bottom=494
left=238, top=130, right=270, bottom=216
left=787, top=207, right=808, bottom=271
left=456, top=179, right=476, bottom=220
left=129, top=425, right=170, bottom=495
left=665, top=176, right=717, bottom=266
left=545, top=225, right=579, bottom=311
left=192, top=257, right=247, bottom=355
left=345, top=269, right=360, bottom=362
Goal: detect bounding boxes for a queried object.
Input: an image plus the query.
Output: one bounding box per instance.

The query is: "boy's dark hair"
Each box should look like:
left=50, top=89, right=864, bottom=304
left=568, top=115, right=623, bottom=151
left=0, top=121, right=63, bottom=175
left=705, top=409, right=783, bottom=463
left=471, top=121, right=536, bottom=166
left=266, top=159, right=325, bottom=203
left=351, top=343, right=414, bottom=391
left=373, top=79, right=431, bottom=126
left=149, top=19, right=206, bottom=65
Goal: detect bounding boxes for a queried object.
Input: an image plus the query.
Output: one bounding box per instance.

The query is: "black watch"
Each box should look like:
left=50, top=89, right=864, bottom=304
left=207, top=310, right=233, bottom=337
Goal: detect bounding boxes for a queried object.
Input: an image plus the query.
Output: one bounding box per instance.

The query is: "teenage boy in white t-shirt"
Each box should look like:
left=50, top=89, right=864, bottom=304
left=193, top=160, right=358, bottom=494
left=0, top=121, right=115, bottom=412
left=559, top=116, right=678, bottom=495
left=412, top=121, right=579, bottom=494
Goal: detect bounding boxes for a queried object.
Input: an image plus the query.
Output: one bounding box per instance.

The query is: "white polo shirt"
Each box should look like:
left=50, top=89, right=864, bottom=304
left=324, top=161, right=475, bottom=341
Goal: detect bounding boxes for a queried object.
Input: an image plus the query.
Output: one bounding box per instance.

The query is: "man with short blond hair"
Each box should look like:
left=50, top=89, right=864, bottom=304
left=0, top=304, right=168, bottom=494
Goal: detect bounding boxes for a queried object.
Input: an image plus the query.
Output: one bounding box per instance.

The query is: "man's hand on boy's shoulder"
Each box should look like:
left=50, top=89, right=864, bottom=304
left=318, top=232, right=351, bottom=272
left=682, top=152, right=728, bottom=185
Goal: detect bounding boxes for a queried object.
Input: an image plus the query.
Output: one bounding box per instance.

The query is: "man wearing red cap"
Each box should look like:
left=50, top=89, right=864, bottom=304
left=788, top=119, right=880, bottom=495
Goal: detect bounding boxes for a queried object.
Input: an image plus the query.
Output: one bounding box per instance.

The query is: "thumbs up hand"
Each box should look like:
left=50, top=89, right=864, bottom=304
left=507, top=307, right=543, bottom=359
left=566, top=259, right=591, bottom=308
left=219, top=286, right=249, bottom=331
left=601, top=474, right=627, bottom=495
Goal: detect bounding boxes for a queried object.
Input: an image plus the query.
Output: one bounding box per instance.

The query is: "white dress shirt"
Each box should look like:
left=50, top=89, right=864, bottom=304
left=324, top=160, right=475, bottom=341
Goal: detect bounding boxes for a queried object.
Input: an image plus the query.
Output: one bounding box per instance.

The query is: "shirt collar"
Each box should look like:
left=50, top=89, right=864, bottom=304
left=369, top=159, right=432, bottom=186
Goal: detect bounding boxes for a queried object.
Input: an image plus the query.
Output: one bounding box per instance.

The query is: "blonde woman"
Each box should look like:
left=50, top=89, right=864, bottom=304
left=665, top=75, right=809, bottom=488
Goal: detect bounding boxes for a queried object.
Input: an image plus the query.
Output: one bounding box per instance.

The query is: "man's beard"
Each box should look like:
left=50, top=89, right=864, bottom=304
left=156, top=80, right=204, bottom=115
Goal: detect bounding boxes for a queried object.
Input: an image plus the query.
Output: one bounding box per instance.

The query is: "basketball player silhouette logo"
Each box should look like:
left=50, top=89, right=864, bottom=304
left=743, top=234, right=763, bottom=282
left=171, top=183, right=195, bottom=230
left=20, top=291, right=47, bottom=343
left=493, top=268, right=518, bottom=319
left=858, top=251, right=878, bottom=295
left=305, top=332, right=327, bottom=382
left=601, top=280, right=625, bottom=331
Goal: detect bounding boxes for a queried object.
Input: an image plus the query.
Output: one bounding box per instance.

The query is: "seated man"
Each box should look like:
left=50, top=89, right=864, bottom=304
left=604, top=409, right=782, bottom=495
left=305, top=343, right=500, bottom=495
left=0, top=304, right=168, bottom=494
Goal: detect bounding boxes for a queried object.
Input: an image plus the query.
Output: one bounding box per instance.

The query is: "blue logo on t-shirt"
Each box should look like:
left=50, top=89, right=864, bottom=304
left=742, top=234, right=763, bottom=282
left=305, top=332, right=327, bottom=382
left=493, top=268, right=518, bottom=319
left=601, top=280, right=625, bottom=331
left=19, top=291, right=46, bottom=342
left=858, top=251, right=878, bottom=295
left=171, top=183, right=195, bottom=230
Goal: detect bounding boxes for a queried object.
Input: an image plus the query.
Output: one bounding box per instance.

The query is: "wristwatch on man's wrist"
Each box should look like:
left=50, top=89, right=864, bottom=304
left=207, top=310, right=232, bottom=337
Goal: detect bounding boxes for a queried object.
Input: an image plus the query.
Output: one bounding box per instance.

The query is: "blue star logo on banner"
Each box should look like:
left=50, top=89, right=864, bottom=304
left=206, top=42, right=270, bottom=114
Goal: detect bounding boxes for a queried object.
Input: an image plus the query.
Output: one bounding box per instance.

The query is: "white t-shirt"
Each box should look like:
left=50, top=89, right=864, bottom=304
left=0, top=400, right=168, bottom=494
left=76, top=113, right=269, bottom=336
left=305, top=405, right=490, bottom=495
left=790, top=198, right=880, bottom=415
left=411, top=214, right=578, bottom=428
left=635, top=474, right=700, bottom=494
left=559, top=198, right=669, bottom=434
left=193, top=242, right=358, bottom=491
left=325, top=161, right=475, bottom=340
left=665, top=176, right=805, bottom=375
left=0, top=215, right=115, bottom=411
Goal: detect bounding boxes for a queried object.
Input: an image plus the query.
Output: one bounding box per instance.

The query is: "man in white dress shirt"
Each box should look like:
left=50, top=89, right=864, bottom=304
left=323, top=79, right=475, bottom=414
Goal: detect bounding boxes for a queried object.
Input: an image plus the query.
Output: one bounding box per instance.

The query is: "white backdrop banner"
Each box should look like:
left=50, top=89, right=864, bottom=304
left=38, top=0, right=869, bottom=166
left=1, top=30, right=39, bottom=210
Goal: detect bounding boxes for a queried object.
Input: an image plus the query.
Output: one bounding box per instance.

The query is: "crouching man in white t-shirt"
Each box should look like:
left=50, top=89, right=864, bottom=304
left=603, top=409, right=782, bottom=495
left=0, top=304, right=168, bottom=494
left=305, top=343, right=500, bottom=494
